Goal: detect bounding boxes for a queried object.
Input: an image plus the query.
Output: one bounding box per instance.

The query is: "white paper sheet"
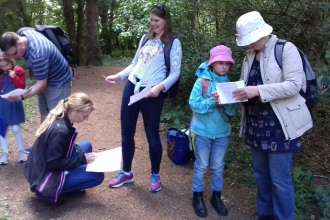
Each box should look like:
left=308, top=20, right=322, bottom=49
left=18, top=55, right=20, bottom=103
left=216, top=80, right=248, bottom=104
left=86, top=147, right=122, bottom=172
left=0, top=88, right=31, bottom=98
left=128, top=86, right=151, bottom=106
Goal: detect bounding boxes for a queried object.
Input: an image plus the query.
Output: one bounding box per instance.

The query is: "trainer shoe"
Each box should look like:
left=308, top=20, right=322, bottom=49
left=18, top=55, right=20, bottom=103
left=18, top=149, right=27, bottom=163
left=109, top=171, right=134, bottom=188
left=24, top=147, right=33, bottom=154
left=0, top=152, right=9, bottom=165
left=149, top=173, right=161, bottom=192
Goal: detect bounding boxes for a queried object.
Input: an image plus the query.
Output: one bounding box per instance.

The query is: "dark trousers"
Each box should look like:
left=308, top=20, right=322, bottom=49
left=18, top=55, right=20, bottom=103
left=61, top=141, right=104, bottom=194
left=121, top=81, right=165, bottom=174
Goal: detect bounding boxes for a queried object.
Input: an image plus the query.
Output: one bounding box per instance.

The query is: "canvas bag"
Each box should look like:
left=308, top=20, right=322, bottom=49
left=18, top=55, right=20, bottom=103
left=165, top=128, right=189, bottom=164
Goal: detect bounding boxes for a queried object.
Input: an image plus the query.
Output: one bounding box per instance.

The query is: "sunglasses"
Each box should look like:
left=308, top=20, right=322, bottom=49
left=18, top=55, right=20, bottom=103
left=152, top=4, right=165, bottom=11
left=152, top=4, right=166, bottom=16
left=6, top=46, right=18, bottom=57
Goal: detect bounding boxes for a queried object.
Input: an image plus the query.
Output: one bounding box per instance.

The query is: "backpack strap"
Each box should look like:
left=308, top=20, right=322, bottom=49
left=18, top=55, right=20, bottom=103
left=274, top=39, right=287, bottom=70
left=164, top=37, right=176, bottom=77
left=140, top=35, right=176, bottom=77
left=201, top=78, right=210, bottom=98
left=16, top=27, right=35, bottom=36
left=141, top=34, right=149, bottom=47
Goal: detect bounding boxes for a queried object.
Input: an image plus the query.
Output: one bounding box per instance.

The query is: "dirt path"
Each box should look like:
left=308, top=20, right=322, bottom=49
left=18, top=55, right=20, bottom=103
left=0, top=66, right=252, bottom=220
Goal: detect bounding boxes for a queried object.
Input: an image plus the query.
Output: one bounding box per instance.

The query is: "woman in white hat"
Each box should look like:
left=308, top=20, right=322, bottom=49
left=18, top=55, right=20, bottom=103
left=232, top=11, right=313, bottom=220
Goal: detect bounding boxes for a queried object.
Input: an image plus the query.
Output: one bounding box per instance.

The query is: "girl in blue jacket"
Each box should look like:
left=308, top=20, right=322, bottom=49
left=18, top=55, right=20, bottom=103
left=189, top=45, right=237, bottom=217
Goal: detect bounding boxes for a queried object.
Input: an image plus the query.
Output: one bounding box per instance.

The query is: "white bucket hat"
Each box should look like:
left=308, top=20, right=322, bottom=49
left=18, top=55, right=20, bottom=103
left=236, top=11, right=273, bottom=46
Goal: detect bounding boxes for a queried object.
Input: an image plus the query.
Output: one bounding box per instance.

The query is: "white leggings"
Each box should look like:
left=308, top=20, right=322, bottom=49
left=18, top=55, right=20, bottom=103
left=0, top=125, right=25, bottom=153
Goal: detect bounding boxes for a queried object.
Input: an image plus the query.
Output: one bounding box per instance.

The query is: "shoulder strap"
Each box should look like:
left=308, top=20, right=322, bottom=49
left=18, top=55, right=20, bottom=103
left=140, top=35, right=176, bottom=77
left=274, top=39, right=287, bottom=70
left=141, top=34, right=149, bottom=47
left=164, top=37, right=177, bottom=77
left=201, top=78, right=210, bottom=97
left=16, top=27, right=35, bottom=35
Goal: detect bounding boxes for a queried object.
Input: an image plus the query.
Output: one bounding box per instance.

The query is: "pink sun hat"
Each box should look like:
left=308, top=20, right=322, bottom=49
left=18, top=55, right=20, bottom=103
left=207, top=45, right=235, bottom=67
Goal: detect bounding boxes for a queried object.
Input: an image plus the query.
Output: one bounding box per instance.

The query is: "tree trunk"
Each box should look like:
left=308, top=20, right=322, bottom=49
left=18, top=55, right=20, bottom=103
left=62, top=0, right=78, bottom=66
left=85, top=0, right=102, bottom=66
left=77, top=0, right=85, bottom=65
left=99, top=0, right=110, bottom=55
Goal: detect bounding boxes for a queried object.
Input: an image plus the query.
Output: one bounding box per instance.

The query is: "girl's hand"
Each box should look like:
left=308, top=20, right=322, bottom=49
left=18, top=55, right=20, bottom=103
left=145, top=84, right=163, bottom=98
left=104, top=74, right=120, bottom=84
left=8, top=70, right=16, bottom=78
left=212, top=91, right=223, bottom=107
left=84, top=153, right=97, bottom=164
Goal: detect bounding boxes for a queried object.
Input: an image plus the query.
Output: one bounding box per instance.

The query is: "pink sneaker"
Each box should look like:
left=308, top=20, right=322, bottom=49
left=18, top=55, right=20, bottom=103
left=149, top=173, right=161, bottom=192
left=109, top=171, right=134, bottom=188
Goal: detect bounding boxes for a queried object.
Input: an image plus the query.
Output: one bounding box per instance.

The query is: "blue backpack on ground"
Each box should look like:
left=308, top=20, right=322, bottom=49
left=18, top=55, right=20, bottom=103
left=274, top=40, right=317, bottom=118
left=141, top=35, right=180, bottom=99
left=165, top=128, right=189, bottom=165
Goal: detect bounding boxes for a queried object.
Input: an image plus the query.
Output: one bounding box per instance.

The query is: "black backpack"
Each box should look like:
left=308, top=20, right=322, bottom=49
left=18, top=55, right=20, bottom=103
left=274, top=40, right=317, bottom=116
left=141, top=35, right=180, bottom=99
left=17, top=25, right=77, bottom=68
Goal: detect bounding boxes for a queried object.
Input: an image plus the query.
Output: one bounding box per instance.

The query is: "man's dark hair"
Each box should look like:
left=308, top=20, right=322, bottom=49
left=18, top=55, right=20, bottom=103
left=0, top=32, right=19, bottom=52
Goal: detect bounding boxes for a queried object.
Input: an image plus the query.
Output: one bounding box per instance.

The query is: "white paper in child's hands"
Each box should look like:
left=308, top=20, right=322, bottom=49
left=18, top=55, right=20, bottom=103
left=215, top=80, right=247, bottom=104
left=0, top=88, right=31, bottom=98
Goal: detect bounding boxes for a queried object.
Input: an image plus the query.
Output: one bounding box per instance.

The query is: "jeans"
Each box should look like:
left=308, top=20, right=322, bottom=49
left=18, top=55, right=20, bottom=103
left=38, top=80, right=72, bottom=117
left=192, top=135, right=229, bottom=192
left=121, top=81, right=165, bottom=174
left=251, top=148, right=295, bottom=220
left=61, top=141, right=104, bottom=194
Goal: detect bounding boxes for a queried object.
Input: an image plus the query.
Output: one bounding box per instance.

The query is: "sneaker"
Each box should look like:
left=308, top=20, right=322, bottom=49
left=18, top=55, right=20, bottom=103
left=18, top=149, right=27, bottom=163
left=109, top=171, right=134, bottom=188
left=0, top=152, right=9, bottom=165
left=24, top=147, right=33, bottom=154
left=149, top=173, right=161, bottom=192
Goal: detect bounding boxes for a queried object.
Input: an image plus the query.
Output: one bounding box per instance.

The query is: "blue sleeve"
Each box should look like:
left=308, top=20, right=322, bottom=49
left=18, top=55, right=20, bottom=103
left=189, top=78, right=217, bottom=114
left=223, top=103, right=238, bottom=117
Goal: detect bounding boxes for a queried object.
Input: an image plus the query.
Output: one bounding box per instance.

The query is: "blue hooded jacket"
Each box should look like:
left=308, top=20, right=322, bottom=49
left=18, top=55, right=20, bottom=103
left=189, top=62, right=238, bottom=139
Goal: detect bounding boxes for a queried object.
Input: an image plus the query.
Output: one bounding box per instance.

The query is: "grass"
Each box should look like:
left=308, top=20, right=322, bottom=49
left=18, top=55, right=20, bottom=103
left=20, top=77, right=38, bottom=133
left=102, top=49, right=135, bottom=67
left=0, top=202, right=12, bottom=220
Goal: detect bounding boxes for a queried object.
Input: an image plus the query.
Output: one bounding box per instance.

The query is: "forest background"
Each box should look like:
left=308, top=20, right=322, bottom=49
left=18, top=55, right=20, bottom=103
left=0, top=0, right=329, bottom=219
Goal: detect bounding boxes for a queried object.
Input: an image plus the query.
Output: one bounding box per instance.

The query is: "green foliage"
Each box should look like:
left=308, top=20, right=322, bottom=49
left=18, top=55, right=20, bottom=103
left=293, top=167, right=315, bottom=214
left=292, top=167, right=330, bottom=220
left=160, top=104, right=191, bottom=130
left=21, top=77, right=38, bottom=133
left=224, top=140, right=255, bottom=187
left=102, top=54, right=133, bottom=67
left=0, top=202, right=12, bottom=220
left=314, top=186, right=330, bottom=220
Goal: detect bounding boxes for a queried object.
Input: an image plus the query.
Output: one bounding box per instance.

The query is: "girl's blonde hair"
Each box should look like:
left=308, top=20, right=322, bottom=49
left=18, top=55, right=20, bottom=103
left=36, top=93, right=95, bottom=137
